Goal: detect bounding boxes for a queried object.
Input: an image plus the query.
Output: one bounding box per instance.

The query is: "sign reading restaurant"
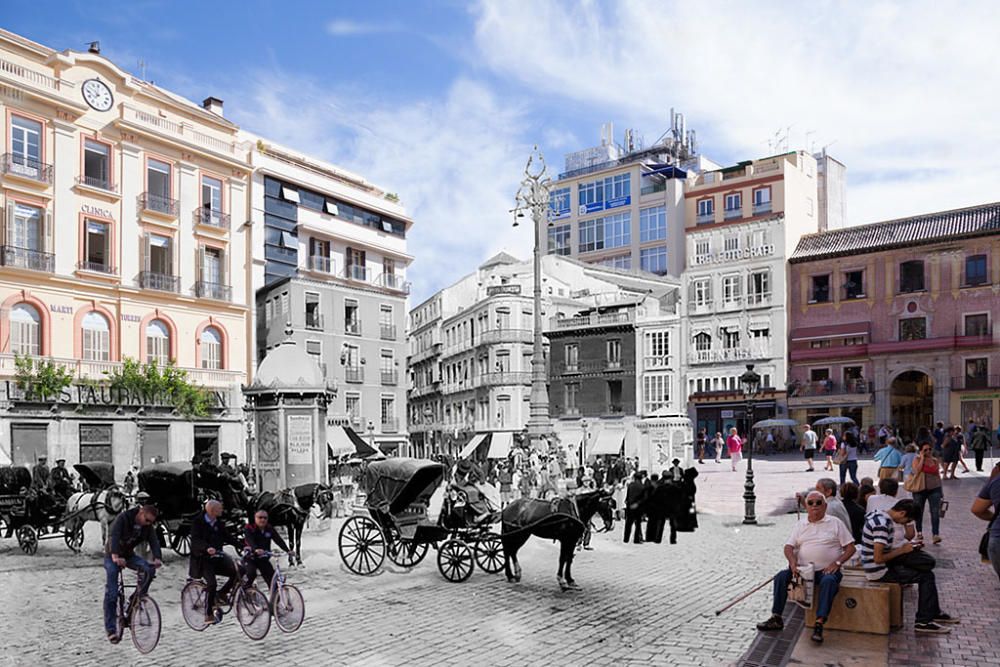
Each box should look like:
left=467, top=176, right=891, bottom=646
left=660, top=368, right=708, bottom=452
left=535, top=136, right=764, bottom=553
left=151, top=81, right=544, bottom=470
left=693, top=244, right=775, bottom=266
left=1, top=381, right=228, bottom=409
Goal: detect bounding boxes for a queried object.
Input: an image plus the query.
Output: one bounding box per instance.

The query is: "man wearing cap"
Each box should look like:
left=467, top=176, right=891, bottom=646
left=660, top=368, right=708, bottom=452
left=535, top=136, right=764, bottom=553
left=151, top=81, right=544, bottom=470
left=31, top=455, right=50, bottom=491
left=49, top=458, right=73, bottom=499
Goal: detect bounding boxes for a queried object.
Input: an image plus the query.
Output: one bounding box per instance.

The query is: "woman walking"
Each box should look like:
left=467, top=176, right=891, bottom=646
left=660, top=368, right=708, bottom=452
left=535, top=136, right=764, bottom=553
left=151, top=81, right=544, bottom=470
left=837, top=431, right=860, bottom=486
left=712, top=432, right=725, bottom=464
left=822, top=428, right=838, bottom=471
left=911, top=442, right=945, bottom=544
left=726, top=427, right=743, bottom=472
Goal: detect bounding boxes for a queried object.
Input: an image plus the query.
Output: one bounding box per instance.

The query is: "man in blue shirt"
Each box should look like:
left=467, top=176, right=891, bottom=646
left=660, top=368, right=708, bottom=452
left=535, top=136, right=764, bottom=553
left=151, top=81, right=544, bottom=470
left=874, top=439, right=903, bottom=481
left=972, top=465, right=1000, bottom=583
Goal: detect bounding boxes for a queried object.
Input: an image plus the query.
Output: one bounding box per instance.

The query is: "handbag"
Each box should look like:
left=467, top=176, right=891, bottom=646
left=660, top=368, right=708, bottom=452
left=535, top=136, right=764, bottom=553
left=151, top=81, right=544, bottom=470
left=832, top=448, right=848, bottom=465
left=904, top=467, right=926, bottom=492
left=788, top=563, right=814, bottom=609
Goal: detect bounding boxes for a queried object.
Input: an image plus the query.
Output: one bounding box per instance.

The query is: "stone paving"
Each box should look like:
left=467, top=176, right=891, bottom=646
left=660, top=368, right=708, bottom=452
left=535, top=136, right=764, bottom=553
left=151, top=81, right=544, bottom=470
left=0, top=452, right=994, bottom=666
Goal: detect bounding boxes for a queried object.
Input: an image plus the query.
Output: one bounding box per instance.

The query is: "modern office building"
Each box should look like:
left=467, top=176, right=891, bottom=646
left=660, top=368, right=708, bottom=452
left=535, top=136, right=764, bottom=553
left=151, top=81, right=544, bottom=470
left=682, top=150, right=846, bottom=435
left=787, top=202, right=1000, bottom=436
left=0, top=30, right=250, bottom=470
left=248, top=136, right=413, bottom=457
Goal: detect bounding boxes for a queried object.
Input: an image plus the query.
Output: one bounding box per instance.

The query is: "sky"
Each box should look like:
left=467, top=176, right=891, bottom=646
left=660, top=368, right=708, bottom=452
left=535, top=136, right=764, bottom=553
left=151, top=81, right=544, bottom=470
left=7, top=1, right=1000, bottom=303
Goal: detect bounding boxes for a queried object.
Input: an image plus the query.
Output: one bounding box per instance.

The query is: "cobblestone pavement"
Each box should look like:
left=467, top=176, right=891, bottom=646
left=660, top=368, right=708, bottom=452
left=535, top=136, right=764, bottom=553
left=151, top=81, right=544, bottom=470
left=0, top=453, right=994, bottom=666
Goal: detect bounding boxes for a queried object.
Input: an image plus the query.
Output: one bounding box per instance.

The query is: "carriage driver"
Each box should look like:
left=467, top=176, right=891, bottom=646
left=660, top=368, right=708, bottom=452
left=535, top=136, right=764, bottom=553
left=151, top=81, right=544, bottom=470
left=190, top=499, right=243, bottom=624
left=243, top=510, right=291, bottom=587
left=49, top=459, right=73, bottom=499
left=104, top=504, right=162, bottom=643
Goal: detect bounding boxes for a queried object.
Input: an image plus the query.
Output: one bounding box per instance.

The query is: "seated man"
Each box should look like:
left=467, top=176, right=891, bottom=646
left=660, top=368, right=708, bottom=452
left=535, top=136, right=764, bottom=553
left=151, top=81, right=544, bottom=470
left=866, top=478, right=913, bottom=547
left=451, top=475, right=493, bottom=523
left=190, top=499, right=243, bottom=624
left=757, top=491, right=856, bottom=644
left=243, top=510, right=290, bottom=588
left=861, top=499, right=959, bottom=634
left=797, top=478, right=852, bottom=532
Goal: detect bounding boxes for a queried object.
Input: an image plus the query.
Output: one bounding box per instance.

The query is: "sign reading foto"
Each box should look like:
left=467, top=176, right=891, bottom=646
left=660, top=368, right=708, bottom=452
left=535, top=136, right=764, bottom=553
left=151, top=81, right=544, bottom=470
left=286, top=415, right=313, bottom=465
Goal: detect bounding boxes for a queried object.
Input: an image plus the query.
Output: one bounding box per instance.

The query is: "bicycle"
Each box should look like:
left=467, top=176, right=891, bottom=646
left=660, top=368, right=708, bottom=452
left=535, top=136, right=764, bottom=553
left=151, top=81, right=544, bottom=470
left=181, top=552, right=272, bottom=640
left=262, top=551, right=305, bottom=633
left=113, top=568, right=161, bottom=654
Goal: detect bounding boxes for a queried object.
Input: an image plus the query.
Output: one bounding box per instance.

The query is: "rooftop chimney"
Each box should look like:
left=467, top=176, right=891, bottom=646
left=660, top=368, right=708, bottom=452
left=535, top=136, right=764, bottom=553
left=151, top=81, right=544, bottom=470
left=202, top=96, right=224, bottom=117
left=88, top=41, right=101, bottom=54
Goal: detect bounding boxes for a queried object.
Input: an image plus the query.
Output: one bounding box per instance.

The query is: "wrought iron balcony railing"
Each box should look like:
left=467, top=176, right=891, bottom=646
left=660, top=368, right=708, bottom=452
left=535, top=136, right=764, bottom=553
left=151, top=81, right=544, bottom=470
left=195, top=281, right=231, bottom=301
left=139, top=192, right=179, bottom=217
left=1, top=246, right=53, bottom=272
left=138, top=271, right=180, bottom=292
left=1, top=153, right=52, bottom=184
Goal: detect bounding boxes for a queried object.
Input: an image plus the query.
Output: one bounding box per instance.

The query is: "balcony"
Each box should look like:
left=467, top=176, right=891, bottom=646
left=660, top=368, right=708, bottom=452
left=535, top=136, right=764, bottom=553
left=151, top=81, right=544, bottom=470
left=688, top=343, right=771, bottom=365
left=1, top=153, right=52, bottom=185
left=561, top=407, right=581, bottom=417
left=409, top=343, right=442, bottom=365
left=554, top=359, right=634, bottom=375
left=752, top=201, right=772, bottom=215
left=194, top=207, right=230, bottom=230
left=120, top=103, right=241, bottom=159
left=344, top=264, right=371, bottom=283
left=409, top=381, right=441, bottom=398
left=194, top=281, right=231, bottom=302
left=640, top=182, right=666, bottom=196
left=345, top=366, right=364, bottom=383
left=1, top=246, right=53, bottom=272
left=868, top=335, right=992, bottom=355
left=0, top=354, right=243, bottom=389
left=478, top=329, right=532, bottom=345
left=139, top=193, right=179, bottom=218
left=746, top=291, right=772, bottom=307
left=951, top=375, right=1000, bottom=391
left=788, top=379, right=872, bottom=398
left=305, top=314, right=324, bottom=330
left=479, top=371, right=531, bottom=387
left=381, top=370, right=399, bottom=386
left=77, top=261, right=117, bottom=275
left=345, top=321, right=361, bottom=336
left=724, top=206, right=742, bottom=220
left=75, top=174, right=118, bottom=194
left=378, top=324, right=397, bottom=340
left=308, top=255, right=333, bottom=274
left=549, top=310, right=634, bottom=331
left=138, top=271, right=180, bottom=293
left=376, top=273, right=411, bottom=294
left=381, top=418, right=399, bottom=433
left=696, top=212, right=715, bottom=225
left=606, top=403, right=634, bottom=416
left=790, top=344, right=869, bottom=362
left=643, top=355, right=673, bottom=370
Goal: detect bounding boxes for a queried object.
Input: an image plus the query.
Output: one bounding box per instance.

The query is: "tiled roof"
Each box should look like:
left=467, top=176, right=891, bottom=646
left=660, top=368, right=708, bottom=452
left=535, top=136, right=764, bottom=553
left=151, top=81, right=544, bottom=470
left=790, top=201, right=1000, bottom=263
left=478, top=251, right=522, bottom=270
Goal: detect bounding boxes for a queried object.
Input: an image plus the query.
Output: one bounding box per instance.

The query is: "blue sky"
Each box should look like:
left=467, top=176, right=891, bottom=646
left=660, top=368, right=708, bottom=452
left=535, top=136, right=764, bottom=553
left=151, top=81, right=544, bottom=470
left=7, top=1, right=1000, bottom=302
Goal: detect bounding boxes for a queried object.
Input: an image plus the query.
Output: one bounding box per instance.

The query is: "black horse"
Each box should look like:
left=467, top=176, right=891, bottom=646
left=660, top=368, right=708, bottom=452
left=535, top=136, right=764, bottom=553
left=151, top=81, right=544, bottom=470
left=501, top=489, right=615, bottom=591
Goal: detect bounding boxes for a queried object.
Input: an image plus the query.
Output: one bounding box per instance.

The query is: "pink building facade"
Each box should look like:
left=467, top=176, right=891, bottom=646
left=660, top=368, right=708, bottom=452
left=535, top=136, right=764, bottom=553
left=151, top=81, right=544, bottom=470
left=786, top=202, right=1000, bottom=438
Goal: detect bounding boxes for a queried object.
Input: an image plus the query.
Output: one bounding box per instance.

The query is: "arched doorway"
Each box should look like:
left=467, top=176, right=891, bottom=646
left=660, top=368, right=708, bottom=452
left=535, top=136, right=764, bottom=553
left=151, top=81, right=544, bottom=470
left=890, top=371, right=934, bottom=440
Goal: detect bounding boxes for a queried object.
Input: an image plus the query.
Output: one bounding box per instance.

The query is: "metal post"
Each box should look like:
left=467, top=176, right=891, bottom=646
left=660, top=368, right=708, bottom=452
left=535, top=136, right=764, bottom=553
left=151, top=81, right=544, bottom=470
left=743, top=397, right=757, bottom=525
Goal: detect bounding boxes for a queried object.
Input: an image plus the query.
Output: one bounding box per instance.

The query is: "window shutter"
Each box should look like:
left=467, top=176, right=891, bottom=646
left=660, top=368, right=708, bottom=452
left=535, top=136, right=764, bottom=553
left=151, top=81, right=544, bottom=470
left=197, top=245, right=205, bottom=283
left=2, top=201, right=12, bottom=246
left=44, top=209, right=54, bottom=254
left=687, top=281, right=695, bottom=304
left=143, top=233, right=151, bottom=272
left=221, top=247, right=228, bottom=286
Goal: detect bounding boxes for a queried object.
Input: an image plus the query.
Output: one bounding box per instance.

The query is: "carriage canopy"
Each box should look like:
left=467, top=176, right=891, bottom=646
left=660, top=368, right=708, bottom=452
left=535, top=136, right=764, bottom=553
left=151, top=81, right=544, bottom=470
left=364, top=458, right=445, bottom=515
left=0, top=465, right=31, bottom=495
left=137, top=461, right=199, bottom=518
left=73, top=461, right=116, bottom=490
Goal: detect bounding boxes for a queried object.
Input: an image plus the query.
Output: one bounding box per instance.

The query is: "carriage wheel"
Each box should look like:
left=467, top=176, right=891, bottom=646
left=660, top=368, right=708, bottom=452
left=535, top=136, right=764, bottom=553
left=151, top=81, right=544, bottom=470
left=180, top=581, right=210, bottom=632
left=16, top=526, right=38, bottom=555
left=473, top=533, right=505, bottom=574
left=64, top=525, right=85, bottom=553
left=388, top=538, right=429, bottom=568
left=172, top=533, right=191, bottom=557
left=338, top=516, right=385, bottom=576
left=437, top=539, right=474, bottom=583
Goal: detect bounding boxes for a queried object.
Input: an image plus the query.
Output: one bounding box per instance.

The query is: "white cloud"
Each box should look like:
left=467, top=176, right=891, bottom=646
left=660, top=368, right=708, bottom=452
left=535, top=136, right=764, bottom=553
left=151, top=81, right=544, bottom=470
left=229, top=72, right=537, bottom=302
left=472, top=0, right=1000, bottom=225
left=326, top=19, right=402, bottom=36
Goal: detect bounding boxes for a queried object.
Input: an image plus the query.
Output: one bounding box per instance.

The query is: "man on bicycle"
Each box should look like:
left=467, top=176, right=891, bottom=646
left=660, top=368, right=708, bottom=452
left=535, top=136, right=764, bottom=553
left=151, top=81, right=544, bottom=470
left=243, top=509, right=290, bottom=587
left=190, top=499, right=242, bottom=624
left=104, top=504, right=162, bottom=643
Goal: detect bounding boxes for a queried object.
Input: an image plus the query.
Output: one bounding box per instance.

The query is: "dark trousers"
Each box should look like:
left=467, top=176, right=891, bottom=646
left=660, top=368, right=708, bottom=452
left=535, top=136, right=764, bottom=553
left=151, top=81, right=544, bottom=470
left=202, top=554, right=239, bottom=612
left=645, top=514, right=665, bottom=543
left=879, top=564, right=942, bottom=624
left=623, top=509, right=643, bottom=543
left=974, top=449, right=985, bottom=471
left=244, top=557, right=275, bottom=588
left=839, top=460, right=859, bottom=485
left=103, top=555, right=155, bottom=634
left=772, top=568, right=842, bottom=621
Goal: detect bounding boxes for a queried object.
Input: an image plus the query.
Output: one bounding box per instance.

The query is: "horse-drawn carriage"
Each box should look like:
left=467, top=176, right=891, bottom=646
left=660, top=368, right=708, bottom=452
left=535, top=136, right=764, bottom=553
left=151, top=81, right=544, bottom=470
left=0, top=462, right=123, bottom=554
left=337, top=458, right=505, bottom=582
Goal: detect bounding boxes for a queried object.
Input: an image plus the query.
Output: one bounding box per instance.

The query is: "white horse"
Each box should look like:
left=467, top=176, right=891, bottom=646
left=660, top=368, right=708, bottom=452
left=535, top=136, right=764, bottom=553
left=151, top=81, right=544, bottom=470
left=64, top=487, right=128, bottom=549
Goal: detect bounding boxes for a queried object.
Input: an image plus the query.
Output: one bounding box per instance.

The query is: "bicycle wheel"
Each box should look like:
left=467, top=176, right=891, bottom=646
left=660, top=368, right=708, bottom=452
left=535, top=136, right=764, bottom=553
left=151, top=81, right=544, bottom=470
left=235, top=586, right=271, bottom=640
left=180, top=581, right=210, bottom=632
left=474, top=533, right=505, bottom=574
left=271, top=582, right=305, bottom=633
left=129, top=596, right=161, bottom=654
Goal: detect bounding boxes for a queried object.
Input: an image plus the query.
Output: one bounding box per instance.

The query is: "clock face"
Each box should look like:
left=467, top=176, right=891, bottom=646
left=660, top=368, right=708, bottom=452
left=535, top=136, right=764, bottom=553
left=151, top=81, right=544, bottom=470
left=82, top=78, right=114, bottom=111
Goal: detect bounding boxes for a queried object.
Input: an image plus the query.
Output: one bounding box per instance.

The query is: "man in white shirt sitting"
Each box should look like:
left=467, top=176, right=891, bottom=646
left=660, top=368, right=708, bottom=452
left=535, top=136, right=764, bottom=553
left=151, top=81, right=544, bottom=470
left=757, top=491, right=856, bottom=644
left=866, top=478, right=913, bottom=547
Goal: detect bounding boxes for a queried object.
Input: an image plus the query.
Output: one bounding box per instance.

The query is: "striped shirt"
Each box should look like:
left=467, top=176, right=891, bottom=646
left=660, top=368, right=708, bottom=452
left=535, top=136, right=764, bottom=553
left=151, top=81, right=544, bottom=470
left=860, top=510, right=893, bottom=581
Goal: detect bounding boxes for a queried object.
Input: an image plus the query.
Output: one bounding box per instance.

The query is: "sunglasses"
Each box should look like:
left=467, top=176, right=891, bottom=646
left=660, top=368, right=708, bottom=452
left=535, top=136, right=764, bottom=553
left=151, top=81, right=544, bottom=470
left=806, top=500, right=825, bottom=507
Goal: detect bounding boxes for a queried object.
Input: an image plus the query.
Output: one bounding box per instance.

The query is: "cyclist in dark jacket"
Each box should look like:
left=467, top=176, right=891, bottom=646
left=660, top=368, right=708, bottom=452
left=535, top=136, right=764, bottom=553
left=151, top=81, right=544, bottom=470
left=243, top=509, right=290, bottom=587
left=104, top=505, right=161, bottom=643
left=190, top=499, right=242, bottom=623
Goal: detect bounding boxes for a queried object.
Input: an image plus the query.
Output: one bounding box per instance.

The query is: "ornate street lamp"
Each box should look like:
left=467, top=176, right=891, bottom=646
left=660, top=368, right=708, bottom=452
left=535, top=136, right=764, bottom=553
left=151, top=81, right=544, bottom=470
left=511, top=146, right=554, bottom=454
left=740, top=363, right=761, bottom=525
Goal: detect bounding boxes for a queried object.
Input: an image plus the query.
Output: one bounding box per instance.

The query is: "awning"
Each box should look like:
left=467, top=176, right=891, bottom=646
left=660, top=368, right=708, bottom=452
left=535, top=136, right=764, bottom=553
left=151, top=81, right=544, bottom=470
left=791, top=321, right=870, bottom=341
left=641, top=164, right=687, bottom=179
left=559, top=429, right=584, bottom=451
left=591, top=429, right=625, bottom=456
left=459, top=433, right=487, bottom=459
left=487, top=432, right=514, bottom=459
left=345, top=426, right=382, bottom=459
left=328, top=426, right=355, bottom=457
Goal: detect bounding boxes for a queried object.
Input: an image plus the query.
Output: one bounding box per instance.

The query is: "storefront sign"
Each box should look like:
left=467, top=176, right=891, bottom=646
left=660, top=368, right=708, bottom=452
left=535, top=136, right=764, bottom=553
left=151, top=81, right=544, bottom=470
left=693, top=244, right=775, bottom=265
left=286, top=415, right=313, bottom=465
left=487, top=285, right=521, bottom=296
left=81, top=204, right=114, bottom=220
left=721, top=410, right=734, bottom=419
left=2, top=381, right=227, bottom=409
left=49, top=305, right=73, bottom=314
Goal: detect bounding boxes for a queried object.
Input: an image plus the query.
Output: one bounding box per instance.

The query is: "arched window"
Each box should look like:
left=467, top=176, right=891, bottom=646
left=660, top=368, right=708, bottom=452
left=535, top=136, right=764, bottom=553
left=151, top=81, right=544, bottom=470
left=200, top=326, right=222, bottom=370
left=10, top=303, right=40, bottom=356
left=82, top=312, right=110, bottom=361
left=146, top=319, right=170, bottom=366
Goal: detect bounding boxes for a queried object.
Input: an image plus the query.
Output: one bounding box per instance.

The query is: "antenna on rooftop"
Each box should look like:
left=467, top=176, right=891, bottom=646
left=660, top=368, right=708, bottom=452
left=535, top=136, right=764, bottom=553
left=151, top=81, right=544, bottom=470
left=137, top=58, right=147, bottom=81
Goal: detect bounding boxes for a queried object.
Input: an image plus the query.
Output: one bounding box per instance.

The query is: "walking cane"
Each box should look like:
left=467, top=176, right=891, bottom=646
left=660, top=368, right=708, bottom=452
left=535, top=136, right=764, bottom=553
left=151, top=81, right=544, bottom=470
left=715, top=575, right=775, bottom=616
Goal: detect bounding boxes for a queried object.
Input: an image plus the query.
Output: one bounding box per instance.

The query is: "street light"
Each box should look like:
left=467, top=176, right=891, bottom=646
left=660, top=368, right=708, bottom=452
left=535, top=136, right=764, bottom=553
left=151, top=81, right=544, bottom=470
left=511, top=146, right=553, bottom=456
left=740, top=363, right=761, bottom=525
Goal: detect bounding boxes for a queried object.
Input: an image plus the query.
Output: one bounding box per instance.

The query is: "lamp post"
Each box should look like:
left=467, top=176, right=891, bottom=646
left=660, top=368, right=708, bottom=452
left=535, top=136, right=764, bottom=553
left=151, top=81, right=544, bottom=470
left=511, top=146, right=553, bottom=455
left=740, top=363, right=761, bottom=525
